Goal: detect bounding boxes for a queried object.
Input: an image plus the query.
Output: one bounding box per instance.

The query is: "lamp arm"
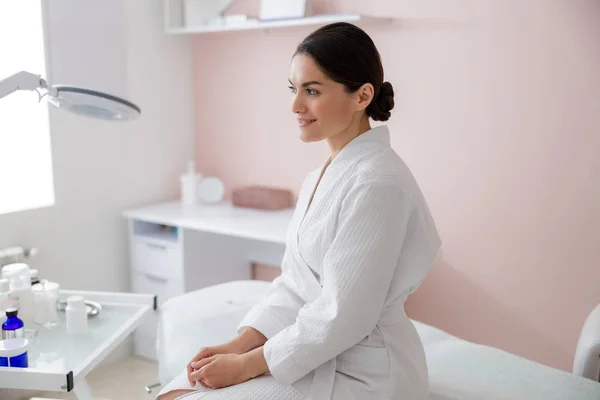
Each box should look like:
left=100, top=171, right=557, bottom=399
left=0, top=71, right=140, bottom=121
left=0, top=71, right=46, bottom=100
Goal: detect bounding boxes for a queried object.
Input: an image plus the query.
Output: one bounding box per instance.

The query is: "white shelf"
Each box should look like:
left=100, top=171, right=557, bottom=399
left=131, top=219, right=179, bottom=244
left=165, top=13, right=392, bottom=35
left=133, top=230, right=179, bottom=244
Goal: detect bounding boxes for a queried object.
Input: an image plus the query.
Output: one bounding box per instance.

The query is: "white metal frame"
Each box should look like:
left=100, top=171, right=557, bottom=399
left=0, top=71, right=46, bottom=100
left=0, top=290, right=155, bottom=399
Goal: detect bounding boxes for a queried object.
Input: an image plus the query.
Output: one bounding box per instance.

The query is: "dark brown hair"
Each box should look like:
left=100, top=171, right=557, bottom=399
left=294, top=22, right=394, bottom=121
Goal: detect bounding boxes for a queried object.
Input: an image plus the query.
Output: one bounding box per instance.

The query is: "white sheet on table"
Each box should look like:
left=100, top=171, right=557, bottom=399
left=413, top=321, right=600, bottom=400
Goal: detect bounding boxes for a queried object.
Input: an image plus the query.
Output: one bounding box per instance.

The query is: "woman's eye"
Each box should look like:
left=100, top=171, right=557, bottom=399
left=306, top=88, right=319, bottom=95
left=288, top=86, right=297, bottom=94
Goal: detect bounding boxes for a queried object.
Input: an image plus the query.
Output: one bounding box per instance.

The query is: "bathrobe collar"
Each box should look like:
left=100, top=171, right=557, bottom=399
left=334, top=125, right=391, bottom=158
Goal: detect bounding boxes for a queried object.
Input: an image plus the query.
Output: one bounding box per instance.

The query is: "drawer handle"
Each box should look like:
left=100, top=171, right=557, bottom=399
left=145, top=273, right=168, bottom=283
left=145, top=243, right=167, bottom=251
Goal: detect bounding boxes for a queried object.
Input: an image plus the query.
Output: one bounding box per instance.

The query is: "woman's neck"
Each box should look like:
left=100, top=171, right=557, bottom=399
left=327, top=116, right=372, bottom=160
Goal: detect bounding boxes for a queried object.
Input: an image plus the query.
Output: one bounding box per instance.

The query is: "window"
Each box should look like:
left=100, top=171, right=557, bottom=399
left=0, top=3, right=54, bottom=215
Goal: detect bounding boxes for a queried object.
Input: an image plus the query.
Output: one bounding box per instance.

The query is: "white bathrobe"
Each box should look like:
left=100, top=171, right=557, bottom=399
left=159, top=125, right=441, bottom=399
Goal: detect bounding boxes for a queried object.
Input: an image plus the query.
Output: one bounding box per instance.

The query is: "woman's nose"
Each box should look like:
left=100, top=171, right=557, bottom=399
left=291, top=94, right=305, bottom=114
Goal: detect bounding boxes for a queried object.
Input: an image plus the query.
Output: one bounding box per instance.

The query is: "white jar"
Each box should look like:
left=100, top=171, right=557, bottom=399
left=32, top=281, right=60, bottom=328
left=1, top=264, right=33, bottom=328
left=65, top=296, right=88, bottom=334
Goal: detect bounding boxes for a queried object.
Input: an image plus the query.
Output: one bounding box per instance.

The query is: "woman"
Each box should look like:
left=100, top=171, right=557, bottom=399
left=158, top=22, right=441, bottom=400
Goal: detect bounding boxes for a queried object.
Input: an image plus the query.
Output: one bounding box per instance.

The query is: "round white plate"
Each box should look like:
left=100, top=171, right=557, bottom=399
left=198, top=176, right=225, bottom=204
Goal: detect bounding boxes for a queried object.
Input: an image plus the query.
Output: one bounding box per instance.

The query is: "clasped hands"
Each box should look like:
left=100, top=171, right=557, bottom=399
left=186, top=330, right=269, bottom=390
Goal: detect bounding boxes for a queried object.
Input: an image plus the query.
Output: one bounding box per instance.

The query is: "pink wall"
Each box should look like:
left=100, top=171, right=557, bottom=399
left=193, top=0, right=600, bottom=371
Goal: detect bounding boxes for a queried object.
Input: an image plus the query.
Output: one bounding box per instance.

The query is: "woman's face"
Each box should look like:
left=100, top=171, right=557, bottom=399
left=288, top=54, right=360, bottom=143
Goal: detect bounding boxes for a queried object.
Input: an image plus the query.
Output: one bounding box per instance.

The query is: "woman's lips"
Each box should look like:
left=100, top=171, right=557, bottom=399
left=298, top=118, right=316, bottom=127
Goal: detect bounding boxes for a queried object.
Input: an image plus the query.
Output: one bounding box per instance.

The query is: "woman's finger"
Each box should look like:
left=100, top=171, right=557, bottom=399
left=191, top=355, right=214, bottom=370
left=188, top=366, right=210, bottom=388
left=187, top=348, right=213, bottom=385
left=190, top=367, right=204, bottom=382
left=190, top=347, right=213, bottom=364
left=197, top=378, right=209, bottom=389
left=190, top=357, right=214, bottom=381
left=187, top=363, right=194, bottom=386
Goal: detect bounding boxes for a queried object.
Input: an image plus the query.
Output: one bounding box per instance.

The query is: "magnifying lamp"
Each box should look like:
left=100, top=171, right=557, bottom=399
left=0, top=71, right=140, bottom=121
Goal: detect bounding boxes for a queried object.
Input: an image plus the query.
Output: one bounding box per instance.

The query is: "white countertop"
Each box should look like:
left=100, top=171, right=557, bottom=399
left=123, top=201, right=294, bottom=245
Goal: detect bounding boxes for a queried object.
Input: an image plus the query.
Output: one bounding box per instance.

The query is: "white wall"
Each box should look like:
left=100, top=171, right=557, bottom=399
left=0, top=0, right=194, bottom=294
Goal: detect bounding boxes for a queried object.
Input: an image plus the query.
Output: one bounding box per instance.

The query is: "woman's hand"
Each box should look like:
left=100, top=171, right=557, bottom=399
left=189, top=353, right=251, bottom=389
left=186, top=342, right=243, bottom=387
left=191, top=346, right=270, bottom=390
left=186, top=329, right=268, bottom=387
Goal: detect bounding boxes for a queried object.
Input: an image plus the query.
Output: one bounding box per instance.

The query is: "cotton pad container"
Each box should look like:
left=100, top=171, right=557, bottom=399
left=0, top=337, right=29, bottom=367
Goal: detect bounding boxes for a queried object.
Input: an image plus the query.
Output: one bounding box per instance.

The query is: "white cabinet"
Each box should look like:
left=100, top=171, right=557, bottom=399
left=128, top=220, right=186, bottom=360
left=131, top=268, right=184, bottom=360
left=132, top=269, right=184, bottom=338
left=124, top=201, right=292, bottom=360
left=132, top=238, right=183, bottom=281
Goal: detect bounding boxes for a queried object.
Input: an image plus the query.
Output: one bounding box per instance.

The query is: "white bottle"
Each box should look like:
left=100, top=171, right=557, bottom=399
left=180, top=160, right=201, bottom=206
left=0, top=279, right=10, bottom=310
left=65, top=296, right=88, bottom=334
left=0, top=279, right=10, bottom=324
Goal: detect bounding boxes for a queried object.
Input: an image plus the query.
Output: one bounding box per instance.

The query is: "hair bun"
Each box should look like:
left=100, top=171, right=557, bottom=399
left=368, top=81, right=395, bottom=122
left=380, top=82, right=394, bottom=107
left=378, top=82, right=395, bottom=113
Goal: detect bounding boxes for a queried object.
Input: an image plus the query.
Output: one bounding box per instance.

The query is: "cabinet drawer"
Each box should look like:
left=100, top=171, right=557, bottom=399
left=132, top=237, right=183, bottom=280
left=132, top=270, right=183, bottom=338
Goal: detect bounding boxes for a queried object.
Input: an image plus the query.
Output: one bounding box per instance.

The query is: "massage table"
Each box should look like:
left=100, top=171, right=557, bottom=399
left=156, top=281, right=600, bottom=399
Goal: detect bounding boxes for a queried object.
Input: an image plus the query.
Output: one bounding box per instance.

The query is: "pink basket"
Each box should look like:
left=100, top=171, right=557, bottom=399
left=232, top=186, right=294, bottom=211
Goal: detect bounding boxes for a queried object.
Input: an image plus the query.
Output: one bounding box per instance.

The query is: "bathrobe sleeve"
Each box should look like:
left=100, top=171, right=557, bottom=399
left=263, top=180, right=415, bottom=384
left=237, top=255, right=305, bottom=339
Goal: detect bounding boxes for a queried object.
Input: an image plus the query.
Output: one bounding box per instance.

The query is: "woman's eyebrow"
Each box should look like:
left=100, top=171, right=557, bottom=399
left=288, top=79, right=323, bottom=87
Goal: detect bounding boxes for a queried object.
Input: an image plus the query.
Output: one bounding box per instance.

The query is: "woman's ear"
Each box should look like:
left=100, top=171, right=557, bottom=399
left=355, top=83, right=375, bottom=112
